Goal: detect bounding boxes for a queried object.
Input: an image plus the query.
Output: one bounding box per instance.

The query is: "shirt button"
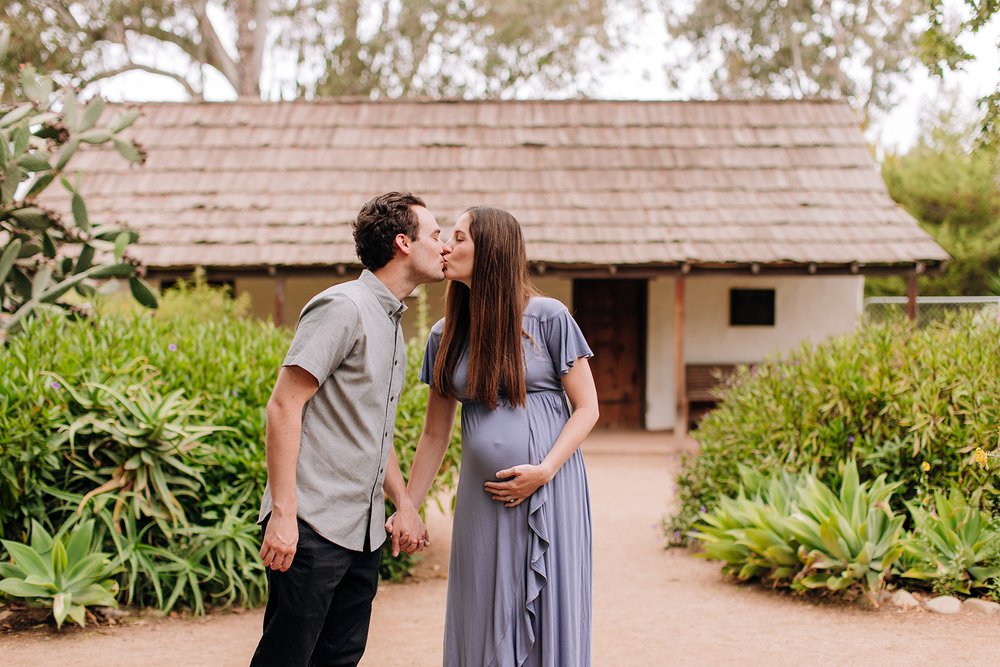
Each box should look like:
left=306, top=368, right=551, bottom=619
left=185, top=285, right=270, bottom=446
left=380, top=468, right=384, bottom=474
left=394, top=360, right=398, bottom=366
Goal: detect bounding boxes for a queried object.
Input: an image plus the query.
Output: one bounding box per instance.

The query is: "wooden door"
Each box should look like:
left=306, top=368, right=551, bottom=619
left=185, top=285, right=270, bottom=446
left=572, top=279, right=646, bottom=429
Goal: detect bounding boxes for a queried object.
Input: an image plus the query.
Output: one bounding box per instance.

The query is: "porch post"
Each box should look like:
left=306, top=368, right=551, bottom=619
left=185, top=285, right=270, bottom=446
left=674, top=274, right=687, bottom=436
left=906, top=270, right=918, bottom=323
left=270, top=266, right=285, bottom=327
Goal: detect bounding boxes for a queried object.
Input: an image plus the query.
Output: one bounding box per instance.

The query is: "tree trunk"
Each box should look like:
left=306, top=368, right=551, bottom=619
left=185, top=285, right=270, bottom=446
left=234, top=0, right=262, bottom=98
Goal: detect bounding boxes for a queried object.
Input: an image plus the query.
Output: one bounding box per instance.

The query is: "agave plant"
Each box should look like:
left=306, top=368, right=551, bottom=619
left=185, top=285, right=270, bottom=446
left=691, top=460, right=906, bottom=604
left=786, top=460, right=905, bottom=602
left=690, top=469, right=801, bottom=582
left=899, top=491, right=1000, bottom=596
left=50, top=373, right=230, bottom=527
left=0, top=517, right=117, bottom=628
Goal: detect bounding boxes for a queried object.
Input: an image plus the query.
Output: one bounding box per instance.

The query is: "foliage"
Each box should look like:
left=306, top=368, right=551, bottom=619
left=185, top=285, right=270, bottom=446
left=692, top=461, right=905, bottom=603
left=870, top=121, right=1000, bottom=297
left=899, top=491, right=1000, bottom=597
left=660, top=0, right=924, bottom=127
left=1, top=279, right=462, bottom=610
left=0, top=1, right=634, bottom=100
left=920, top=0, right=999, bottom=146
left=381, top=292, right=462, bottom=581
left=0, top=281, right=288, bottom=611
left=0, top=516, right=117, bottom=628
left=668, top=314, right=1000, bottom=542
left=0, top=33, right=154, bottom=338
left=53, top=374, right=228, bottom=528
left=690, top=462, right=1000, bottom=602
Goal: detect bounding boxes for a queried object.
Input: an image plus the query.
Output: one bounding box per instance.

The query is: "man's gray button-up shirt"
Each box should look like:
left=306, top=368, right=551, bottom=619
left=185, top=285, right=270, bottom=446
left=258, top=270, right=406, bottom=551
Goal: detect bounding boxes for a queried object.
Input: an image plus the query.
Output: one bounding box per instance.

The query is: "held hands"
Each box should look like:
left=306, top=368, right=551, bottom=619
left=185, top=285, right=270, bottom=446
left=260, top=513, right=298, bottom=572
left=384, top=503, right=430, bottom=557
left=485, top=463, right=554, bottom=508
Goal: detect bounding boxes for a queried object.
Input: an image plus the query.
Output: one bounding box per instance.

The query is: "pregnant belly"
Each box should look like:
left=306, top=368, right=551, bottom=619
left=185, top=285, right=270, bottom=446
left=459, top=403, right=531, bottom=485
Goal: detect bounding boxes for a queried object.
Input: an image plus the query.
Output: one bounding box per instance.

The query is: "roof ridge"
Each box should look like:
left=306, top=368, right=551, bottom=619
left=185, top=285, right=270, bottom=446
left=116, top=97, right=851, bottom=107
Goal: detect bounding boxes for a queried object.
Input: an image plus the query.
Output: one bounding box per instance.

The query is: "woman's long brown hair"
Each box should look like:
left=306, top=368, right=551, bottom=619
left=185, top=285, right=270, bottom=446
left=432, top=207, right=536, bottom=409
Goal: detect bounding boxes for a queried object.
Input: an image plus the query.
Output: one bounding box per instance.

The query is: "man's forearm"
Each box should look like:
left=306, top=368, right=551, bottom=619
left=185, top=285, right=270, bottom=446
left=265, top=402, right=302, bottom=517
left=383, top=449, right=415, bottom=511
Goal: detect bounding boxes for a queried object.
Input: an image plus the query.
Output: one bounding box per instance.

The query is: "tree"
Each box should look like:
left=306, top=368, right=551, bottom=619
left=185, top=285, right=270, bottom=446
left=1, top=1, right=268, bottom=100
left=920, top=0, right=999, bottom=146
left=0, top=26, right=157, bottom=339
left=869, top=114, right=1000, bottom=296
left=1, top=1, right=629, bottom=101
left=660, top=0, right=926, bottom=128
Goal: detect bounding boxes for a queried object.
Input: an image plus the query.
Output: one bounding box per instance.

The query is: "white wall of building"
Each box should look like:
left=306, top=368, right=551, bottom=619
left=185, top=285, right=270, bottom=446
left=645, top=274, right=864, bottom=430
left=646, top=277, right=677, bottom=430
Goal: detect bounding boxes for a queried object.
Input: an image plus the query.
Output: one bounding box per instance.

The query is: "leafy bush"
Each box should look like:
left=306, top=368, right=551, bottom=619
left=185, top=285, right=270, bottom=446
left=381, top=294, right=462, bottom=581
left=0, top=41, right=154, bottom=339
left=1, top=280, right=461, bottom=612
left=900, top=491, right=1000, bottom=596
left=669, top=314, right=1000, bottom=541
left=691, top=463, right=1000, bottom=602
left=870, top=120, right=1000, bottom=297
left=0, top=516, right=117, bottom=628
left=692, top=460, right=905, bottom=603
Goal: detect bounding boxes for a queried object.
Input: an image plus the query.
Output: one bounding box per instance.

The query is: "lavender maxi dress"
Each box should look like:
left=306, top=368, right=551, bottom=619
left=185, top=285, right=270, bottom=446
left=419, top=297, right=594, bottom=667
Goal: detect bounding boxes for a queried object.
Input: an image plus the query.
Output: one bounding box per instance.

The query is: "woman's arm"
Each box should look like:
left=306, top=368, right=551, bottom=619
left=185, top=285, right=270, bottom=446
left=405, top=387, right=460, bottom=509
left=485, top=357, right=599, bottom=507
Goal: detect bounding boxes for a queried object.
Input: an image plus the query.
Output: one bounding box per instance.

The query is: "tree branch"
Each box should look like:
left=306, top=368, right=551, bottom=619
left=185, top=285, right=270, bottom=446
left=80, top=64, right=200, bottom=99
left=193, top=0, right=240, bottom=90
left=129, top=22, right=204, bottom=64
left=42, top=0, right=83, bottom=32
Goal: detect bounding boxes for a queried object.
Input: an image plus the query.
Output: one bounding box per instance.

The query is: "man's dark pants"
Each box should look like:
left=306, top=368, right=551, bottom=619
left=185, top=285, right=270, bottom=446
left=250, top=516, right=381, bottom=667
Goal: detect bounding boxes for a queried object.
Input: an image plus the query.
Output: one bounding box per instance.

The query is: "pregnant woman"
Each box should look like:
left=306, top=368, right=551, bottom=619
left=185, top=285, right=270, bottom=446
left=395, top=205, right=599, bottom=666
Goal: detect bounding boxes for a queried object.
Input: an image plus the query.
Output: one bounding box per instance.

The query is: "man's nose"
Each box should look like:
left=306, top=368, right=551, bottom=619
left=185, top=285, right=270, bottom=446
left=441, top=244, right=452, bottom=255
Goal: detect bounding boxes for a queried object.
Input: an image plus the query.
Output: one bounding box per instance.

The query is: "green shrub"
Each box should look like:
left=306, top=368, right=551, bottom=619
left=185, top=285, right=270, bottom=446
left=380, top=297, right=462, bottom=581
left=0, top=516, right=117, bottom=628
left=1, top=280, right=461, bottom=611
left=900, top=491, right=1000, bottom=596
left=691, top=460, right=905, bottom=603
left=669, top=314, right=1000, bottom=541
left=0, top=288, right=289, bottom=542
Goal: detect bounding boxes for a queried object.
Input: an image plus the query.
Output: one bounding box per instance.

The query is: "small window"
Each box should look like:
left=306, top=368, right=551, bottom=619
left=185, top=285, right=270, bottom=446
left=730, top=289, right=775, bottom=326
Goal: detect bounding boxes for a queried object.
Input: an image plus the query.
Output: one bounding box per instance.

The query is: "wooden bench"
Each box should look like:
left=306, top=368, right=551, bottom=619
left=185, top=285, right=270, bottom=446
left=683, top=363, right=748, bottom=428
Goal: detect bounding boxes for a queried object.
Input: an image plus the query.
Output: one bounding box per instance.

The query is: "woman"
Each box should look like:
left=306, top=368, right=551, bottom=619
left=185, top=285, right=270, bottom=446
left=402, top=206, right=599, bottom=666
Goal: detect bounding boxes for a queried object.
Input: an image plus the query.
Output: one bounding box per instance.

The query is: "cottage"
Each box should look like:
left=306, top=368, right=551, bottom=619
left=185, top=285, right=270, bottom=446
left=55, top=99, right=948, bottom=432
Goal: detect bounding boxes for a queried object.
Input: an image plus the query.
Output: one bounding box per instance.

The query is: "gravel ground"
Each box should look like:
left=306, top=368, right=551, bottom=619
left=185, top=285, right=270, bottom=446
left=3, top=431, right=1000, bottom=666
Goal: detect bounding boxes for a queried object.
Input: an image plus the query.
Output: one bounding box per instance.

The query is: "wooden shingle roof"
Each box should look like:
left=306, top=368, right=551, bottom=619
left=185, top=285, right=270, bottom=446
left=53, top=99, right=948, bottom=272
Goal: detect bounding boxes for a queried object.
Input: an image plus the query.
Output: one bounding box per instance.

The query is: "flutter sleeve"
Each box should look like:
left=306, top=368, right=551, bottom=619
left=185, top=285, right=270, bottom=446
left=418, top=319, right=445, bottom=386
left=542, top=305, right=594, bottom=376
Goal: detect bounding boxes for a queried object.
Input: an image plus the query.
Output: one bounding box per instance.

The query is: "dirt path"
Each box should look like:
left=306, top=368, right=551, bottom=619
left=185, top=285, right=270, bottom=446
left=4, top=431, right=1000, bottom=666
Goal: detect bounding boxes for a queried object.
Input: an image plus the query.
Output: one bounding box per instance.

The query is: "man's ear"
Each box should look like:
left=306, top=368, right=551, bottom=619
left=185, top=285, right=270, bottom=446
left=394, top=233, right=412, bottom=257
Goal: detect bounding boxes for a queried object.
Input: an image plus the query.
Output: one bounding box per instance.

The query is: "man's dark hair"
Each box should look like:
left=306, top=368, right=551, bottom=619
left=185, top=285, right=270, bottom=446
left=353, top=192, right=426, bottom=270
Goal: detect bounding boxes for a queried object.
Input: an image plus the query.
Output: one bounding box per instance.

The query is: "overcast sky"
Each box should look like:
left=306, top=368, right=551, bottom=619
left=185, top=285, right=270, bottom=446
left=97, top=4, right=999, bottom=154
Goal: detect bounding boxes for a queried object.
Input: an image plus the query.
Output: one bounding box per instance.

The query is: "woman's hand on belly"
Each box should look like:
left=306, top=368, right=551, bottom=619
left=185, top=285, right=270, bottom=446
left=484, top=462, right=555, bottom=508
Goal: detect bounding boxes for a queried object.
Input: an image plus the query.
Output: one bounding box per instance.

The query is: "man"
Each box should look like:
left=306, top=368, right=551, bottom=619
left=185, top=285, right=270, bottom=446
left=251, top=192, right=448, bottom=666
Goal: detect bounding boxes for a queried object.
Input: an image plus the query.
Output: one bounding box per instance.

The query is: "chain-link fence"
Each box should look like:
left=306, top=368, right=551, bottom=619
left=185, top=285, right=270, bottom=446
left=864, top=296, right=1000, bottom=326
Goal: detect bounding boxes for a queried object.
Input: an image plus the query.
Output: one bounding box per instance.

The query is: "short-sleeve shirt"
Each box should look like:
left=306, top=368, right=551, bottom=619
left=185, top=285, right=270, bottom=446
left=258, top=270, right=407, bottom=551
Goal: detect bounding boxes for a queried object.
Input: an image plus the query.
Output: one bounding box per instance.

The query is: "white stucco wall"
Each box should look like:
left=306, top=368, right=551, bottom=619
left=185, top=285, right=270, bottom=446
left=646, top=277, right=677, bottom=430
left=645, top=274, right=864, bottom=430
